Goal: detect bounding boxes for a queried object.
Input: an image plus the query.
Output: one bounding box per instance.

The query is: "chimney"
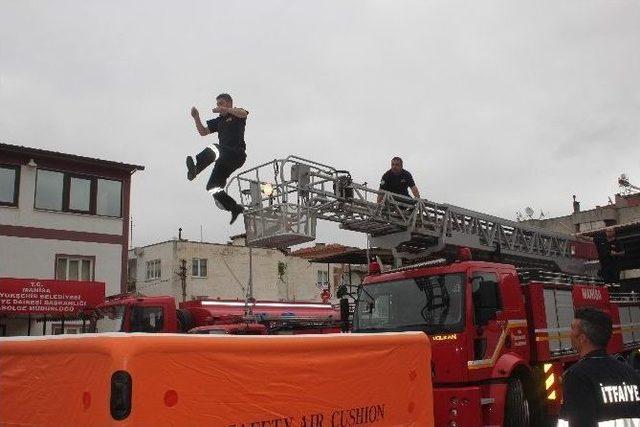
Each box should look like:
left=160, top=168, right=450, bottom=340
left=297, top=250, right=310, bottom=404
left=572, top=195, right=580, bottom=213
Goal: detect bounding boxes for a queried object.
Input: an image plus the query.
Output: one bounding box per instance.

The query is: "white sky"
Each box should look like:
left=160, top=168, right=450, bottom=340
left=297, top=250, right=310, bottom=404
left=1, top=1, right=639, bottom=248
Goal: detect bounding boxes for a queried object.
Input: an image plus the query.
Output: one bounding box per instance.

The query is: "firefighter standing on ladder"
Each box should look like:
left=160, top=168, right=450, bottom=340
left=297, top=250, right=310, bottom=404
left=187, top=93, right=247, bottom=224
left=376, top=156, right=421, bottom=204
left=558, top=307, right=640, bottom=426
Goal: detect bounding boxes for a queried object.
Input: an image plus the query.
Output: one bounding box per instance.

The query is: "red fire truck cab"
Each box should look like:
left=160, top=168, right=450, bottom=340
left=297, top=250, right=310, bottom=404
left=352, top=256, right=640, bottom=426
left=93, top=295, right=342, bottom=335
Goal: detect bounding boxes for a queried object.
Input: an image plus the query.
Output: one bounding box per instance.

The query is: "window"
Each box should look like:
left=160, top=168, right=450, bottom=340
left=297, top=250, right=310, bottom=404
left=68, top=176, right=92, bottom=212
left=146, top=259, right=161, bottom=280
left=52, top=323, right=82, bottom=335
left=94, top=305, right=125, bottom=333
left=56, top=255, right=94, bottom=281
left=35, top=169, right=64, bottom=210
left=131, top=306, right=164, bottom=333
left=317, top=270, right=329, bottom=288
left=192, top=258, right=207, bottom=277
left=34, top=169, right=122, bottom=217
left=472, top=272, right=502, bottom=326
left=0, top=165, right=20, bottom=207
left=354, top=274, right=465, bottom=334
left=97, top=178, right=122, bottom=217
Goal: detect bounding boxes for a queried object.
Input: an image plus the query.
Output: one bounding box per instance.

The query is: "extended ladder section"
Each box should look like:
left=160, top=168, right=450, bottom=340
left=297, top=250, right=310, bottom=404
left=228, top=156, right=591, bottom=273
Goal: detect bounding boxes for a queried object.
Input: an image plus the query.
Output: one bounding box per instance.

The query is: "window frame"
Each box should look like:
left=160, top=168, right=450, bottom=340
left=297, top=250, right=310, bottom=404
left=34, top=168, right=65, bottom=211
left=65, top=173, right=96, bottom=214
left=130, top=306, right=165, bottom=333
left=52, top=323, right=83, bottom=335
left=145, top=259, right=162, bottom=280
left=0, top=164, right=20, bottom=207
left=316, top=270, right=329, bottom=289
left=34, top=167, right=123, bottom=217
left=96, top=177, right=123, bottom=217
left=55, top=254, right=96, bottom=281
left=471, top=271, right=502, bottom=326
left=192, top=258, right=208, bottom=278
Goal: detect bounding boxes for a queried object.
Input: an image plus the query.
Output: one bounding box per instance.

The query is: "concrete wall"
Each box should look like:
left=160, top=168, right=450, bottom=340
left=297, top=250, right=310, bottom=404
left=128, top=240, right=355, bottom=304
left=618, top=205, right=640, bottom=225
left=0, top=236, right=122, bottom=296
left=130, top=241, right=177, bottom=298
left=0, top=165, right=123, bottom=235
left=525, top=204, right=640, bottom=234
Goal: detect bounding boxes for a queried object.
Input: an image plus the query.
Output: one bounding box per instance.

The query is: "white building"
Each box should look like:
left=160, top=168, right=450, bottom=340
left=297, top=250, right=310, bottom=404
left=0, top=143, right=143, bottom=335
left=128, top=235, right=365, bottom=304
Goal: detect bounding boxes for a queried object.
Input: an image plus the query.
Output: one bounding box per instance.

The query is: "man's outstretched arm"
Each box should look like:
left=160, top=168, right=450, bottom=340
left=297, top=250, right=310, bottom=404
left=191, top=107, right=211, bottom=136
left=213, top=107, right=249, bottom=119
left=410, top=186, right=421, bottom=199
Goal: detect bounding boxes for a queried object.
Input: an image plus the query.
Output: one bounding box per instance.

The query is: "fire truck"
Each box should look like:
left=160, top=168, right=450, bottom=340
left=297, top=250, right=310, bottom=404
left=353, top=253, right=640, bottom=426
left=225, top=156, right=640, bottom=426
left=93, top=294, right=342, bottom=335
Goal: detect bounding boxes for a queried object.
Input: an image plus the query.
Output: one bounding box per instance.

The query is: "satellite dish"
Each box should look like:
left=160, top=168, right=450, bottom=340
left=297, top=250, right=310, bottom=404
left=525, top=207, right=534, bottom=218
left=619, top=173, right=630, bottom=187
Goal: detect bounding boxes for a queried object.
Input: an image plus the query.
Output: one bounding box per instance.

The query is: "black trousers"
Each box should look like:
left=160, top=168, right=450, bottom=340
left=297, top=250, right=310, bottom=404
left=194, top=145, right=246, bottom=211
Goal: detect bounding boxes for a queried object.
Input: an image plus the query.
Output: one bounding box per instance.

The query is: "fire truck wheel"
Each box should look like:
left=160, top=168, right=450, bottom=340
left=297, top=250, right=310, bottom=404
left=504, top=377, right=530, bottom=427
left=177, top=309, right=194, bottom=333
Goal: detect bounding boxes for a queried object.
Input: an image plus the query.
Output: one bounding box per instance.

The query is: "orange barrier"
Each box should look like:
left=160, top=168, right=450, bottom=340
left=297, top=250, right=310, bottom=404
left=0, top=332, right=433, bottom=427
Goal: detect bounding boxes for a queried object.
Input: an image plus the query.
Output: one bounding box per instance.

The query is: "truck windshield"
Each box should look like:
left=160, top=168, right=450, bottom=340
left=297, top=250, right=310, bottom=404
left=94, top=305, right=126, bottom=333
left=354, top=273, right=465, bottom=333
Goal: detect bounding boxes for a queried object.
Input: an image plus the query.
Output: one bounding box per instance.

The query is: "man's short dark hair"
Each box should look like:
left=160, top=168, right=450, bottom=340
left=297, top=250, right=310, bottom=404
left=391, top=156, right=403, bottom=164
left=216, top=93, right=233, bottom=103
left=575, top=307, right=612, bottom=348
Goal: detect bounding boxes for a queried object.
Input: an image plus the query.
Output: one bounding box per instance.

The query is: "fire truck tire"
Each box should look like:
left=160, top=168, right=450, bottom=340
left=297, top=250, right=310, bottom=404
left=177, top=309, right=194, bottom=333
left=504, top=377, right=530, bottom=427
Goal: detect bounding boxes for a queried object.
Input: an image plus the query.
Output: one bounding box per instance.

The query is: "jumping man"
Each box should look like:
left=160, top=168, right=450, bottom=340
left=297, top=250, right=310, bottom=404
left=187, top=93, right=248, bottom=224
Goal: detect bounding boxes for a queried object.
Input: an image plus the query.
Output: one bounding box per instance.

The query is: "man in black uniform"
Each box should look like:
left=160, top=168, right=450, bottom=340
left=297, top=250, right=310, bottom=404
left=376, top=157, right=421, bottom=203
left=186, top=93, right=248, bottom=224
left=558, top=307, right=640, bottom=426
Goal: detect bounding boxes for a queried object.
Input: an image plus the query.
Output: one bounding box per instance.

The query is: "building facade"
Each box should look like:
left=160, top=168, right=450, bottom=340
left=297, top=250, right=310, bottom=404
left=525, top=193, right=640, bottom=235
left=525, top=192, right=640, bottom=289
left=128, top=236, right=364, bottom=304
left=0, top=143, right=143, bottom=335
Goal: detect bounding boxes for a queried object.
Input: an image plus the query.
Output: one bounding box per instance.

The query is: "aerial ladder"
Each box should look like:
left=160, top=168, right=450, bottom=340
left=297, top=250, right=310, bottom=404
left=227, top=156, right=595, bottom=274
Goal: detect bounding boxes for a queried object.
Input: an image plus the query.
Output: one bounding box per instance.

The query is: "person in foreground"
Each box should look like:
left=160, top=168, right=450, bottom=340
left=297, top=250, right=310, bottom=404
left=558, top=307, right=640, bottom=426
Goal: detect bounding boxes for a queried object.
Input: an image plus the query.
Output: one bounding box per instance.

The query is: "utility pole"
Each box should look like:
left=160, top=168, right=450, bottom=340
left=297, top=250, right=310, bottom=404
left=130, top=216, right=134, bottom=247
left=245, top=246, right=254, bottom=316
left=178, top=259, right=187, bottom=303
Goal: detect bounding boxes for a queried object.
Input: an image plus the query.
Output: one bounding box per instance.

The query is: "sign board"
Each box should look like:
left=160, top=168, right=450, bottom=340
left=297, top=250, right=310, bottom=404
left=0, top=278, right=105, bottom=315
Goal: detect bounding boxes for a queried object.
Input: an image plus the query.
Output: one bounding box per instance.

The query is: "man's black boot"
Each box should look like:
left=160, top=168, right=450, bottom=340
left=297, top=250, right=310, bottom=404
left=186, top=156, right=197, bottom=181
left=230, top=205, right=244, bottom=225
left=212, top=191, right=243, bottom=224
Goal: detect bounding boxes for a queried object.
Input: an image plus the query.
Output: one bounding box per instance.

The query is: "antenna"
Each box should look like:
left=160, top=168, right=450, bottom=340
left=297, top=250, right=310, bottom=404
left=618, top=173, right=640, bottom=194
left=525, top=206, right=534, bottom=219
